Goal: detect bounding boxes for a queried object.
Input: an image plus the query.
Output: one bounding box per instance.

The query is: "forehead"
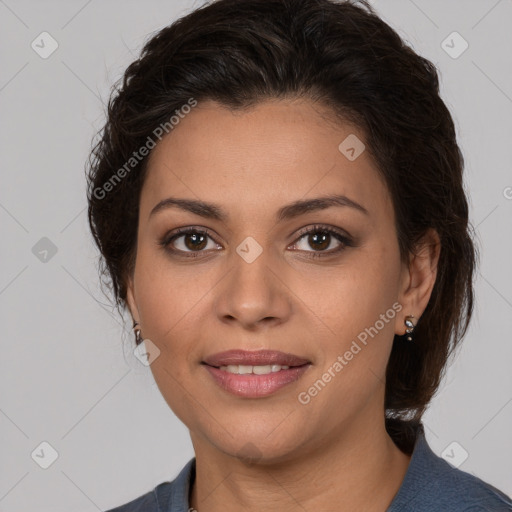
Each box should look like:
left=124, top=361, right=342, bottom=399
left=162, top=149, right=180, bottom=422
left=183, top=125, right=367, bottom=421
left=140, top=98, right=392, bottom=224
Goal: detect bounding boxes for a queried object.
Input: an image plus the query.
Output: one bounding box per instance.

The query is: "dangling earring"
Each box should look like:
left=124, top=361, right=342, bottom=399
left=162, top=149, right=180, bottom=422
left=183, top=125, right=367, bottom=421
left=404, top=315, right=416, bottom=341
left=133, top=320, right=143, bottom=346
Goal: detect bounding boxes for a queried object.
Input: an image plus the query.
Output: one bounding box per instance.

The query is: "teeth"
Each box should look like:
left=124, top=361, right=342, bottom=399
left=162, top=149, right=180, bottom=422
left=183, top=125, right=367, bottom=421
left=238, top=365, right=252, bottom=374
left=254, top=365, right=271, bottom=375
left=219, top=364, right=290, bottom=375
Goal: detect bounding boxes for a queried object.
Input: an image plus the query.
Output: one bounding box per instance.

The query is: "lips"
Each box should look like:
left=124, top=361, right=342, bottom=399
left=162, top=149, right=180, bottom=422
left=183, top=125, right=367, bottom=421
left=202, top=349, right=310, bottom=368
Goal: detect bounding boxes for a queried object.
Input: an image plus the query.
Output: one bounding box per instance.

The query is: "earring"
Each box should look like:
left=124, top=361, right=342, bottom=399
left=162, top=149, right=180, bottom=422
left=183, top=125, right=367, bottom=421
left=404, top=315, right=416, bottom=341
left=133, top=320, right=143, bottom=346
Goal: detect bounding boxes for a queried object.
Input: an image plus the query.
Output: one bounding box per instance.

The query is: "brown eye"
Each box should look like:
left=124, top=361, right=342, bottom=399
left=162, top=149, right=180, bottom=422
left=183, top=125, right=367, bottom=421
left=181, top=231, right=208, bottom=251
left=290, top=225, right=354, bottom=258
left=305, top=231, right=332, bottom=251
left=161, top=228, right=220, bottom=257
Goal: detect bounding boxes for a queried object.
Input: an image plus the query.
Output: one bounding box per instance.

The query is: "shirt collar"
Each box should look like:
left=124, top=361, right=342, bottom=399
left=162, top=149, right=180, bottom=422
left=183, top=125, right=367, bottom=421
left=386, top=422, right=443, bottom=511
left=160, top=457, right=195, bottom=512
left=162, top=423, right=432, bottom=511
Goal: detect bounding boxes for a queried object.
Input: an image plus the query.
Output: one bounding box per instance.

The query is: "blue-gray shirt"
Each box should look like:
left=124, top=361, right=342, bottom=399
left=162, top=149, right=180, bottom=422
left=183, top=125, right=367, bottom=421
left=105, top=424, right=512, bottom=511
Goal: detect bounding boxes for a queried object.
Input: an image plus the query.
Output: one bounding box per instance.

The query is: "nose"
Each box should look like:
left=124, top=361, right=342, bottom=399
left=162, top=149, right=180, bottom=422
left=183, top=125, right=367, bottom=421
left=213, top=244, right=293, bottom=331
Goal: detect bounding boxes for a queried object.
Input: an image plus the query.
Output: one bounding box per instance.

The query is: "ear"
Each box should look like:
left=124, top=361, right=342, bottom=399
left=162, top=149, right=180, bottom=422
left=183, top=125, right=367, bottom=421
left=395, top=228, right=441, bottom=335
left=125, top=274, right=140, bottom=325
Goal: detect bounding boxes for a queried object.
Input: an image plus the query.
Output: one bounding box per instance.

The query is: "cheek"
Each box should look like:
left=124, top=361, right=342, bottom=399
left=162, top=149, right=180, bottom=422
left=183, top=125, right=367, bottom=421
left=134, top=235, right=209, bottom=316
left=309, top=242, right=403, bottom=403
left=290, top=241, right=401, bottom=342
left=132, top=246, right=203, bottom=355
left=295, top=249, right=401, bottom=416
left=131, top=251, right=204, bottom=419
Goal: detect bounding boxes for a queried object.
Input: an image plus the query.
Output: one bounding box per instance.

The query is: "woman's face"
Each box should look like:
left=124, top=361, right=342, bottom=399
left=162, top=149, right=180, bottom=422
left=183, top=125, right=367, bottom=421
left=126, top=98, right=413, bottom=463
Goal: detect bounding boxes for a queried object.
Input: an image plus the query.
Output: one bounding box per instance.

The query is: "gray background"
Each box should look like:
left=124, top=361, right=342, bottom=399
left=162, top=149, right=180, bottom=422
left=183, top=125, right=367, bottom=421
left=1, top=0, right=511, bottom=510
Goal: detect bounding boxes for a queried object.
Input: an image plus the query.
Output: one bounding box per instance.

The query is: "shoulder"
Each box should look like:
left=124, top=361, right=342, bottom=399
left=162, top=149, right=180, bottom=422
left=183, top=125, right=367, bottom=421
left=388, top=424, right=512, bottom=511
left=428, top=463, right=512, bottom=511
left=103, top=458, right=196, bottom=512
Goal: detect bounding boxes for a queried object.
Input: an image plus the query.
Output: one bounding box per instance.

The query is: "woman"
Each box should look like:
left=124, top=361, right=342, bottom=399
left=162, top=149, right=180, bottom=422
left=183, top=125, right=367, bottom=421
left=87, top=0, right=512, bottom=510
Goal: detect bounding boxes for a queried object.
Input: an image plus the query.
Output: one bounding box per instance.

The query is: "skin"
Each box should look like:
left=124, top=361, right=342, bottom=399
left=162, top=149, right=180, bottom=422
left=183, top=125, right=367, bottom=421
left=125, top=98, right=440, bottom=512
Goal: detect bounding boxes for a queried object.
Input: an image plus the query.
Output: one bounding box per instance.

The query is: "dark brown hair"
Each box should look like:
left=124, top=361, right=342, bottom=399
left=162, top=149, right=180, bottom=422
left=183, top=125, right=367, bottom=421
left=86, top=0, right=476, bottom=451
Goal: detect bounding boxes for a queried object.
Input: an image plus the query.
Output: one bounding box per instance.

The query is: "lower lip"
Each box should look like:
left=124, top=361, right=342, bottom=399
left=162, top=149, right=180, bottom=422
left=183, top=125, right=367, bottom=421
left=203, top=364, right=311, bottom=398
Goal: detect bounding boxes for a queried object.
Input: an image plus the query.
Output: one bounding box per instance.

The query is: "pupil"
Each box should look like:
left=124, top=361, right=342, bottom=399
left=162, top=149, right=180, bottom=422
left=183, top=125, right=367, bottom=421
left=310, top=232, right=329, bottom=251
left=186, top=233, right=207, bottom=251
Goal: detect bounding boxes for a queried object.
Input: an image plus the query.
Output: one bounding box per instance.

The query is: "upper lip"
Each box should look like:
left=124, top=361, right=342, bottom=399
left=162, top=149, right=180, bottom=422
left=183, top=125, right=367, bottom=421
left=202, top=349, right=310, bottom=368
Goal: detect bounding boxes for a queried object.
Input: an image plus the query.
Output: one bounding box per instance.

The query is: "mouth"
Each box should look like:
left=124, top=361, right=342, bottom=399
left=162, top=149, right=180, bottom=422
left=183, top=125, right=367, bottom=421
left=207, top=363, right=301, bottom=375
left=201, top=349, right=312, bottom=398
left=202, top=349, right=311, bottom=368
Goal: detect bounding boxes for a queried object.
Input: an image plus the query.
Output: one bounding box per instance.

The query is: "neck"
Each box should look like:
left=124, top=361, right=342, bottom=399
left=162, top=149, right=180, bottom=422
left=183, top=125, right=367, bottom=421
left=189, top=411, right=412, bottom=512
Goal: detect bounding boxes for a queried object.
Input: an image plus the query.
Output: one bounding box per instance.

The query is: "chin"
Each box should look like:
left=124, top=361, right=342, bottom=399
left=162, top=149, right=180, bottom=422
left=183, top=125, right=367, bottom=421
left=210, top=428, right=313, bottom=467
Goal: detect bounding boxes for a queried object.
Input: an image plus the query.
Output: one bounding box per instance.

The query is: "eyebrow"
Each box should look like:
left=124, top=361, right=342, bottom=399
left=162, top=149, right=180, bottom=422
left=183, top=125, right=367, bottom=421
left=149, top=194, right=369, bottom=222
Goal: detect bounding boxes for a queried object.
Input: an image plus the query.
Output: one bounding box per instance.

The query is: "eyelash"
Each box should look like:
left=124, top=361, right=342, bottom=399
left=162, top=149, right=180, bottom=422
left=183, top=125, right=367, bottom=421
left=159, top=224, right=354, bottom=259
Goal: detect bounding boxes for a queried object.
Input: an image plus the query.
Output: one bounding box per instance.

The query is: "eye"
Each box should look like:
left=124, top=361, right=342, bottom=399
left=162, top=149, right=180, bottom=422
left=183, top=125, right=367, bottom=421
left=160, top=224, right=354, bottom=259
left=160, top=227, right=221, bottom=258
left=290, top=224, right=354, bottom=258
